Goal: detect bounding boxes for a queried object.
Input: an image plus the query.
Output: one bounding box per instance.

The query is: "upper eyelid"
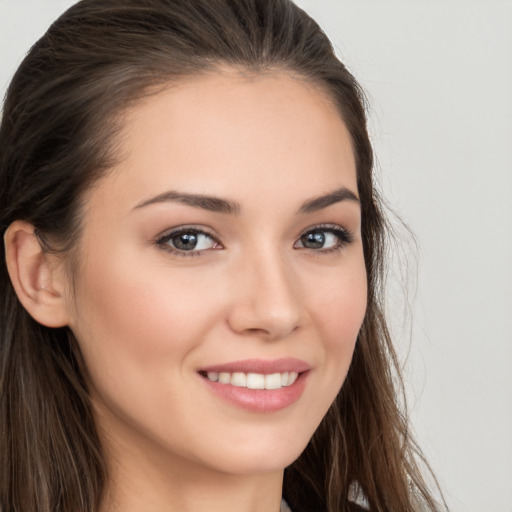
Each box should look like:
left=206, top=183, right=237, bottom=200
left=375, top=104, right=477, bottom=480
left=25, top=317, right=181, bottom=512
left=299, top=223, right=353, bottom=237
left=155, top=225, right=220, bottom=243
left=302, top=223, right=348, bottom=232
left=157, top=222, right=351, bottom=236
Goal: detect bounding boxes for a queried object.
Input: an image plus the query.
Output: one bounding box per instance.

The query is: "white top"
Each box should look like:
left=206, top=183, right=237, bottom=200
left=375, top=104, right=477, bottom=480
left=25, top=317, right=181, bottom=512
left=280, top=498, right=292, bottom=512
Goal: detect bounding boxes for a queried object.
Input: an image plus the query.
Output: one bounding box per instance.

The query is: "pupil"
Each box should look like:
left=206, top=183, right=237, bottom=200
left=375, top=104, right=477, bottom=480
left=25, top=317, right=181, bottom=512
left=303, top=231, right=325, bottom=249
left=174, top=233, right=198, bottom=250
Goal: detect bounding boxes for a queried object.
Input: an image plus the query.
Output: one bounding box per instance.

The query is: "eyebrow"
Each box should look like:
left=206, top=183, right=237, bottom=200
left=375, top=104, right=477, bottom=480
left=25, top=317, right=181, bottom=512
left=297, top=187, right=360, bottom=214
left=133, top=190, right=240, bottom=215
left=133, top=187, right=359, bottom=215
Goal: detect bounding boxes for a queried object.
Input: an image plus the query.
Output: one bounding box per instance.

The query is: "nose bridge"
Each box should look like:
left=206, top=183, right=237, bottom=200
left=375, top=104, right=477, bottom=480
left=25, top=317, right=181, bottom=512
left=228, top=241, right=303, bottom=339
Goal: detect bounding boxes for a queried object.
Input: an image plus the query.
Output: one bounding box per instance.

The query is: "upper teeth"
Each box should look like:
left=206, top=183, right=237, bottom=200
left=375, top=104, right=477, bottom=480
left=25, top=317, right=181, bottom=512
left=206, top=371, right=298, bottom=390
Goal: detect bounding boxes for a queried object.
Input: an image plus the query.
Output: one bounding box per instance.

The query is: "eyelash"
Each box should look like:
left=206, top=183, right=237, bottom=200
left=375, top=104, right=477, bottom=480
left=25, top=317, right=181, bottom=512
left=295, top=224, right=354, bottom=255
left=155, top=226, right=221, bottom=258
left=155, top=224, right=354, bottom=258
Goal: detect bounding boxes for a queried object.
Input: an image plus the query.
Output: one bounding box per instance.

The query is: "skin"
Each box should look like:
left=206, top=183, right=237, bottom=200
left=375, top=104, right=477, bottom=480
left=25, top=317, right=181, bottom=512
left=7, top=70, right=367, bottom=512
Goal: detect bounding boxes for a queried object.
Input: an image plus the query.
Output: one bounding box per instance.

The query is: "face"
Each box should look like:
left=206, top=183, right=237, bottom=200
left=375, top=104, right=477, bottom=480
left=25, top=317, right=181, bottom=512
left=66, top=70, right=367, bottom=477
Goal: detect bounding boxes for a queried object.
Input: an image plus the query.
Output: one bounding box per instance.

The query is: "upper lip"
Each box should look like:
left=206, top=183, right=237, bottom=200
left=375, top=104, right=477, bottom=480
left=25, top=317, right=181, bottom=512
left=199, top=358, right=311, bottom=375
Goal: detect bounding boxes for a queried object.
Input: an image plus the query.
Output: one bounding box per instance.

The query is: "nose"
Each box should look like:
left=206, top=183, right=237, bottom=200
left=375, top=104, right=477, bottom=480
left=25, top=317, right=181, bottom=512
left=226, top=251, right=304, bottom=341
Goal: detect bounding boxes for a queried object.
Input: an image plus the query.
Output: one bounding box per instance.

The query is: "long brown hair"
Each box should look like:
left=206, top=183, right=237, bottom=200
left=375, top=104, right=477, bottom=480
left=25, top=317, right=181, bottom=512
left=0, top=1, right=445, bottom=511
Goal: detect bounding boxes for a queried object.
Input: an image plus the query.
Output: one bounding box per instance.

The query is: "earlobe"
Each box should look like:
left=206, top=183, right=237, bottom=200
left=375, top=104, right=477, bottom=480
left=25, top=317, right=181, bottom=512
left=4, top=221, right=70, bottom=328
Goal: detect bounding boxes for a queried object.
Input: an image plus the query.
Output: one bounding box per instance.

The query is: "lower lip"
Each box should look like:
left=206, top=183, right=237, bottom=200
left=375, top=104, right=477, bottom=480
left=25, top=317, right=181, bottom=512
left=200, top=372, right=309, bottom=413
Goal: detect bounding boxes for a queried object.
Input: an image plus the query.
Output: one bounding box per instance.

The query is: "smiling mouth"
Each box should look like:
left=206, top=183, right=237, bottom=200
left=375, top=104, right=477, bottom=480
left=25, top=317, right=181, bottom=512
left=197, top=359, right=311, bottom=413
left=199, top=370, right=299, bottom=390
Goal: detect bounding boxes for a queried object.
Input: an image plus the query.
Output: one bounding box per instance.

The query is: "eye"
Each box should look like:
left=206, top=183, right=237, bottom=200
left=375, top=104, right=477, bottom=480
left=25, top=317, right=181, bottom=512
left=294, top=225, right=353, bottom=252
left=156, top=227, right=221, bottom=255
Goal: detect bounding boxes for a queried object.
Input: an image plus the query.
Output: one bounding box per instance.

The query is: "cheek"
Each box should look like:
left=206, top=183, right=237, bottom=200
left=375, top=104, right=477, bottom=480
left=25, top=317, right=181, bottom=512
left=313, top=257, right=367, bottom=348
left=307, top=253, right=367, bottom=393
left=70, top=251, right=222, bottom=393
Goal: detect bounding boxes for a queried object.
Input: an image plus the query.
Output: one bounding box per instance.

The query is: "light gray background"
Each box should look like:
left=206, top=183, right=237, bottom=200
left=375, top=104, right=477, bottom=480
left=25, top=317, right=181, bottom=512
left=1, top=1, right=511, bottom=511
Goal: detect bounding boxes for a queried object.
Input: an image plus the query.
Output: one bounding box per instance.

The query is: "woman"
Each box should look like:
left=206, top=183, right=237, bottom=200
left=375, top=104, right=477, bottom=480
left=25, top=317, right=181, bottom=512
left=0, top=1, right=445, bottom=511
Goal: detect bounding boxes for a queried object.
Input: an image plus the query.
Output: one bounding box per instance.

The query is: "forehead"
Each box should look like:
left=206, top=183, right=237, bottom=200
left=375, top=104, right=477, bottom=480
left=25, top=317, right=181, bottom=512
left=92, top=69, right=357, bottom=214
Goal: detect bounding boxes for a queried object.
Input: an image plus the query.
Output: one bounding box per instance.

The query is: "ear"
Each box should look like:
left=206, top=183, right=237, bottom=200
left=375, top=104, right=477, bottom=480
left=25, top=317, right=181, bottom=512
left=4, top=221, right=70, bottom=328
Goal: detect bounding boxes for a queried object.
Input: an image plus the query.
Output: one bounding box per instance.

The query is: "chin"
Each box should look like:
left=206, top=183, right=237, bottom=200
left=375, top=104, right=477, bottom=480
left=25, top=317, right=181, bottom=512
left=192, top=428, right=312, bottom=476
left=209, top=452, right=300, bottom=476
